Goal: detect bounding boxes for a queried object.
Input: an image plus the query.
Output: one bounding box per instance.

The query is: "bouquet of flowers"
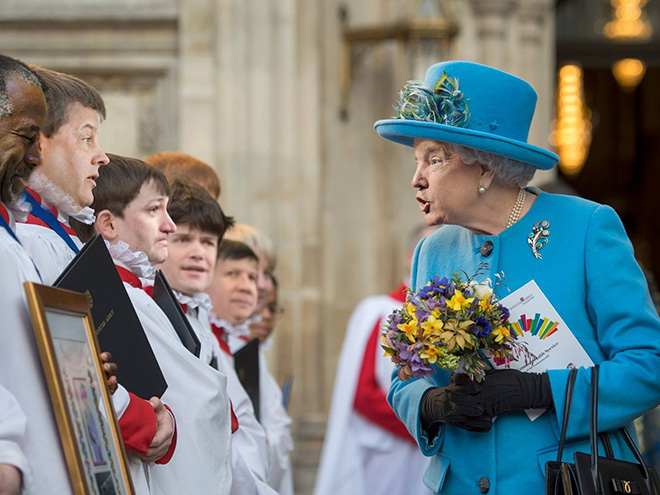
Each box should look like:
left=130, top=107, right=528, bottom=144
left=382, top=268, right=520, bottom=383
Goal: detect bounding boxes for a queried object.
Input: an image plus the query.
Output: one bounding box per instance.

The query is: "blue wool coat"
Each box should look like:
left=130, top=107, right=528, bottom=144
left=388, top=190, right=660, bottom=494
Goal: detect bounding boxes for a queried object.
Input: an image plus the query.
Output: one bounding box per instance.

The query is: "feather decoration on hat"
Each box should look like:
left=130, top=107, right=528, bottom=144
left=394, top=72, right=470, bottom=128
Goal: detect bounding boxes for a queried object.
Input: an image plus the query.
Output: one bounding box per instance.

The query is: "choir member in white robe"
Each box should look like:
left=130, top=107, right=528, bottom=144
left=0, top=59, right=71, bottom=494
left=153, top=180, right=275, bottom=495
left=79, top=155, right=234, bottom=494
left=209, top=236, right=295, bottom=495
left=13, top=68, right=177, bottom=488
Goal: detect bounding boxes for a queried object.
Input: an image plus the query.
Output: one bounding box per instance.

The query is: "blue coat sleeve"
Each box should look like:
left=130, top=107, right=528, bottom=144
left=388, top=235, right=446, bottom=455
left=548, top=205, right=660, bottom=440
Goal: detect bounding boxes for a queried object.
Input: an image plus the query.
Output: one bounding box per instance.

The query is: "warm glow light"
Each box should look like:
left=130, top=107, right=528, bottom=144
left=603, top=0, right=652, bottom=41
left=612, top=58, right=647, bottom=92
left=550, top=64, right=592, bottom=177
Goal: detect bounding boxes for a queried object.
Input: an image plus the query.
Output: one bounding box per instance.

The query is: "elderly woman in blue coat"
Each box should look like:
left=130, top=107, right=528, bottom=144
left=374, top=61, right=660, bottom=495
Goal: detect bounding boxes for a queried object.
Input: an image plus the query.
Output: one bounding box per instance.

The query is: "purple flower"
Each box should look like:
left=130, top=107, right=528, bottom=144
left=397, top=342, right=415, bottom=361
left=471, top=316, right=492, bottom=337
left=417, top=285, right=436, bottom=300
left=415, top=307, right=431, bottom=323
left=498, top=305, right=510, bottom=323
left=426, top=297, right=445, bottom=310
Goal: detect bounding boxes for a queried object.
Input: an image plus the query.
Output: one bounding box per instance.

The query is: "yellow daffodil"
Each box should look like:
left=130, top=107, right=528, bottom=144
left=478, top=299, right=493, bottom=312
left=420, top=345, right=440, bottom=364
left=447, top=291, right=474, bottom=312
left=406, top=302, right=417, bottom=314
left=397, top=318, right=419, bottom=343
left=420, top=312, right=444, bottom=337
left=491, top=325, right=511, bottom=343
left=439, top=318, right=474, bottom=351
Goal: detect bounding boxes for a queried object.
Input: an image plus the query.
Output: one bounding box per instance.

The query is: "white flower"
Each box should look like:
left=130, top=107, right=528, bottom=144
left=469, top=279, right=493, bottom=300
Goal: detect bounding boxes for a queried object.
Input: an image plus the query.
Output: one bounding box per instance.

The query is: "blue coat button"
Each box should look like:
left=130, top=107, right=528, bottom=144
left=480, top=241, right=493, bottom=257
left=478, top=476, right=490, bottom=493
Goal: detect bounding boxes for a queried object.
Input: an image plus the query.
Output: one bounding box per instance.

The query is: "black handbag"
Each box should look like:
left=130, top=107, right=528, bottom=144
left=546, top=366, right=660, bottom=495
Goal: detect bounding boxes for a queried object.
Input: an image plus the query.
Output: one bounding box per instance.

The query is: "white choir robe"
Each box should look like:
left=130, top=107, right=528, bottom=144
left=16, top=220, right=81, bottom=285
left=123, top=285, right=233, bottom=495
left=16, top=211, right=169, bottom=493
left=181, top=303, right=275, bottom=495
left=0, top=209, right=72, bottom=494
left=226, top=333, right=294, bottom=495
left=314, top=292, right=433, bottom=495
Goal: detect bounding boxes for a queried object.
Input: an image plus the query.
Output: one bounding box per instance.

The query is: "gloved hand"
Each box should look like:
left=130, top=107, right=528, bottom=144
left=420, top=374, right=494, bottom=435
left=452, top=369, right=553, bottom=417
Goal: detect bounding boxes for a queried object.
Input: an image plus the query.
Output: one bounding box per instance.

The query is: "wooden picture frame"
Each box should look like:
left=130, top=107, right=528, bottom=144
left=23, top=282, right=135, bottom=495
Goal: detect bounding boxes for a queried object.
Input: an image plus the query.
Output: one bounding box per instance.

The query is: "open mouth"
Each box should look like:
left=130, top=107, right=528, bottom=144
left=416, top=196, right=430, bottom=213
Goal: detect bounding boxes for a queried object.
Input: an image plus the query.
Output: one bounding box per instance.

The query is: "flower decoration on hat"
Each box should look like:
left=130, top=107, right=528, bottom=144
left=394, top=71, right=470, bottom=128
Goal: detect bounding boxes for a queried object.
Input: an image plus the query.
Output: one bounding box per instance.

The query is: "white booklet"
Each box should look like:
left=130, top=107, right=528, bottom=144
left=490, top=279, right=593, bottom=420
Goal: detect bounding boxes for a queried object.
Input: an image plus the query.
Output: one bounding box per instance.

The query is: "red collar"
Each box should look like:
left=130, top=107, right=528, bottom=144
left=210, top=324, right=233, bottom=356
left=0, top=204, right=9, bottom=224
left=116, top=265, right=144, bottom=290
left=388, top=283, right=408, bottom=303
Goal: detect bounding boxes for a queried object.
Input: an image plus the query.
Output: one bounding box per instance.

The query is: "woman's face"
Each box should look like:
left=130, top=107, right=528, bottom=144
left=411, top=139, right=479, bottom=226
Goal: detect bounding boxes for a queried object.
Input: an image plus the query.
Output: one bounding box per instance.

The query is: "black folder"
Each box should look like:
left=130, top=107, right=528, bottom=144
left=233, top=338, right=260, bottom=421
left=151, top=270, right=201, bottom=358
left=54, top=235, right=167, bottom=399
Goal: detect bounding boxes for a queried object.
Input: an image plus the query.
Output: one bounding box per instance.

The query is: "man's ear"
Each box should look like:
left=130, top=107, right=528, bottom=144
left=95, top=209, right=118, bottom=242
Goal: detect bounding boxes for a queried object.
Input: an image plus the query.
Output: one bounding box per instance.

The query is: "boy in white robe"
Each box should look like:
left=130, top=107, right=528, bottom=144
left=210, top=240, right=294, bottom=494
left=155, top=180, right=275, bottom=495
left=74, top=155, right=233, bottom=495
left=220, top=226, right=295, bottom=495
left=13, top=66, right=176, bottom=478
left=0, top=54, right=71, bottom=495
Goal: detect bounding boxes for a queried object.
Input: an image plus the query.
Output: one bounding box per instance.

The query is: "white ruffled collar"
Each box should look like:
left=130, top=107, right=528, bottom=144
left=28, top=172, right=96, bottom=225
left=208, top=311, right=253, bottom=338
left=6, top=195, right=31, bottom=224
left=106, top=240, right=156, bottom=281
left=174, top=291, right=213, bottom=313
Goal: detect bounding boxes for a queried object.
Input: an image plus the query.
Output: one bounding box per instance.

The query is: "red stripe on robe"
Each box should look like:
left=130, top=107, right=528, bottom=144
left=211, top=324, right=233, bottom=356
left=0, top=204, right=9, bottom=224
left=22, top=188, right=79, bottom=236
left=353, top=283, right=412, bottom=442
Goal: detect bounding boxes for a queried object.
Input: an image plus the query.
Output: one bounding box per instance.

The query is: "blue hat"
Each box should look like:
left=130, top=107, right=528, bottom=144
left=374, top=61, right=559, bottom=170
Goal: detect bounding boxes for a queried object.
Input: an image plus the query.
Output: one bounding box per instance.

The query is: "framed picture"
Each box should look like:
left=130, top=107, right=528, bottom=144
left=23, top=282, right=135, bottom=495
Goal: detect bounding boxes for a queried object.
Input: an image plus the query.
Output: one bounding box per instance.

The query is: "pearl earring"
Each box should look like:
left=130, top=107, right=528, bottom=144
left=478, top=185, right=486, bottom=194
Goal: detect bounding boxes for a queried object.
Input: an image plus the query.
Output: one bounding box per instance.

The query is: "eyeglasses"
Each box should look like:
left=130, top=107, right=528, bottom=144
left=266, top=303, right=285, bottom=315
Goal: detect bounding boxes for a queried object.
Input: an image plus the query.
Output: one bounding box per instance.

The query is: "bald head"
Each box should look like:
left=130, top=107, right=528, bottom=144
left=0, top=55, right=41, bottom=121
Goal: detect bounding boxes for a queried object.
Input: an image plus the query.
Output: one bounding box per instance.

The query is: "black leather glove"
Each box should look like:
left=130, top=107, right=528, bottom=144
left=420, top=375, right=494, bottom=435
left=453, top=369, right=553, bottom=417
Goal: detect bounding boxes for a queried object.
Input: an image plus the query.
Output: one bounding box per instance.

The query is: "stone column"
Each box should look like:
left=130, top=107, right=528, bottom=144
left=178, top=0, right=218, bottom=164
left=516, top=0, right=557, bottom=184
left=468, top=0, right=516, bottom=69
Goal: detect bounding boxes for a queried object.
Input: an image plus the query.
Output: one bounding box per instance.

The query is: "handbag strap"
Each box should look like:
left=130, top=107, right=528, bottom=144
left=589, top=366, right=603, bottom=494
left=589, top=366, right=655, bottom=495
left=556, top=367, right=579, bottom=462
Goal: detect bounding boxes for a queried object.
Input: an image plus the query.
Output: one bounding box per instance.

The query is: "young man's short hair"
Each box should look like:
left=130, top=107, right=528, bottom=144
left=73, top=153, right=169, bottom=241
left=217, top=239, right=259, bottom=264
left=28, top=65, right=106, bottom=137
left=167, top=179, right=234, bottom=243
left=145, top=151, right=221, bottom=200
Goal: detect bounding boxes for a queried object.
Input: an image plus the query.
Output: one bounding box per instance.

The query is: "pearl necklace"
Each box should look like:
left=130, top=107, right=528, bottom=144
left=506, top=188, right=526, bottom=228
